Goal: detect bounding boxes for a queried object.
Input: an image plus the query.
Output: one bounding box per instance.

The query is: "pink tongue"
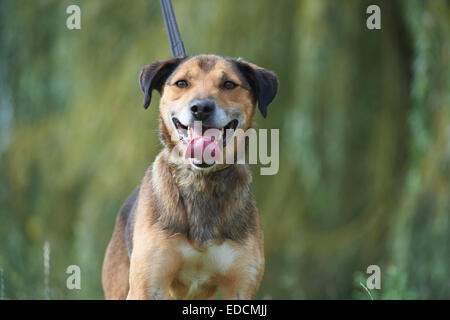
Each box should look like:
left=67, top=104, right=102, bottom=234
left=185, top=136, right=221, bottom=162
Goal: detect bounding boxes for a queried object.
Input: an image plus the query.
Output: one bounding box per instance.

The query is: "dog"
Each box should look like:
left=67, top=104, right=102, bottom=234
left=102, top=54, right=278, bottom=299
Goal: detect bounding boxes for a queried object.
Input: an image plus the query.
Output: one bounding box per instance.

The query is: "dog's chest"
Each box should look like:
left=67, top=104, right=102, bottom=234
left=173, top=241, right=236, bottom=298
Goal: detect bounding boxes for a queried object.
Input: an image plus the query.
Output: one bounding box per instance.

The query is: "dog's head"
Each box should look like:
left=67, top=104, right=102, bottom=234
left=139, top=54, right=278, bottom=170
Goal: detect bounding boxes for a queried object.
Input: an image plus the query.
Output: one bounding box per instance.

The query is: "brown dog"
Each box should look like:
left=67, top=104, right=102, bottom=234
left=102, top=54, right=278, bottom=299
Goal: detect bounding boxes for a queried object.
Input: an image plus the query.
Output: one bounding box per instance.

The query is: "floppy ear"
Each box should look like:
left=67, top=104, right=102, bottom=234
left=139, top=57, right=184, bottom=109
left=234, top=59, right=279, bottom=118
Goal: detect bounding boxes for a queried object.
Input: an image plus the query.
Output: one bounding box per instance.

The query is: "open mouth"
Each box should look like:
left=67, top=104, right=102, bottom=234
left=172, top=117, right=239, bottom=168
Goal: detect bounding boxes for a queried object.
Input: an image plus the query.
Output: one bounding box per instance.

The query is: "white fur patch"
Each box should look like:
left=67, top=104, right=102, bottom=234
left=176, top=241, right=236, bottom=297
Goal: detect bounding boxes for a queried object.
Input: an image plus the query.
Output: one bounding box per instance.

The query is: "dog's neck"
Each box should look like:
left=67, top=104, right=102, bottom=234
left=171, top=163, right=247, bottom=193
left=150, top=149, right=256, bottom=246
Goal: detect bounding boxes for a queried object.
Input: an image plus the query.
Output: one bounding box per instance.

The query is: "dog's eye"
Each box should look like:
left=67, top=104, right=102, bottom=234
left=223, top=81, right=237, bottom=90
left=175, top=80, right=189, bottom=88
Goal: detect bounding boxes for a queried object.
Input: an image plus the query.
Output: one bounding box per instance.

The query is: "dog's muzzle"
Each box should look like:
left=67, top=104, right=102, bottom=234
left=172, top=117, right=239, bottom=169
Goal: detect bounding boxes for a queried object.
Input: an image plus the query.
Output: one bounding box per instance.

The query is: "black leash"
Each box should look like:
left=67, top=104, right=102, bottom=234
left=159, top=0, right=186, bottom=57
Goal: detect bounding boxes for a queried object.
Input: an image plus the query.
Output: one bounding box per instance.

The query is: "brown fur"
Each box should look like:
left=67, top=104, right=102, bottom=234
left=102, top=55, right=277, bottom=299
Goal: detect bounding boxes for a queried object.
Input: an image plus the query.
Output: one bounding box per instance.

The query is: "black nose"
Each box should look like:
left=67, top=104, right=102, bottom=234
left=190, top=100, right=215, bottom=121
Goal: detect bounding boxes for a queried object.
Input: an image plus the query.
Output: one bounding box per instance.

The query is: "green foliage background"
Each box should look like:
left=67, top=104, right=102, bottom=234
left=0, top=0, right=448, bottom=299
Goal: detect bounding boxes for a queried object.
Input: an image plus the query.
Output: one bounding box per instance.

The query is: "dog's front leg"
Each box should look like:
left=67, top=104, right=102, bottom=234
left=127, top=238, right=182, bottom=300
left=220, top=274, right=260, bottom=300
left=220, top=262, right=264, bottom=300
left=220, top=232, right=265, bottom=300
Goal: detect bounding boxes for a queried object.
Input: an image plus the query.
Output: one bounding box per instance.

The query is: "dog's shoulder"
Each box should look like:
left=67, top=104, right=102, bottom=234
left=122, top=163, right=156, bottom=257
left=120, top=184, right=140, bottom=257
